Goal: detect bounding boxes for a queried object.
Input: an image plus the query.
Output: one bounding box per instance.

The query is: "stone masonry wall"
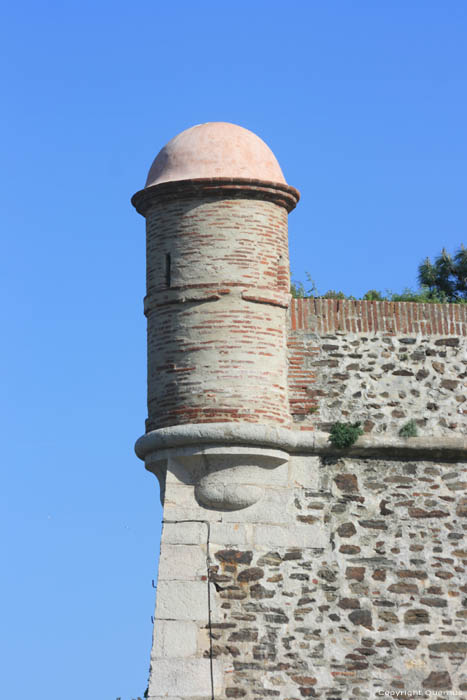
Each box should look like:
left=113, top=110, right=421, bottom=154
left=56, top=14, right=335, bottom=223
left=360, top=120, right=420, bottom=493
left=148, top=451, right=467, bottom=698
left=146, top=299, right=466, bottom=699
left=288, top=299, right=467, bottom=436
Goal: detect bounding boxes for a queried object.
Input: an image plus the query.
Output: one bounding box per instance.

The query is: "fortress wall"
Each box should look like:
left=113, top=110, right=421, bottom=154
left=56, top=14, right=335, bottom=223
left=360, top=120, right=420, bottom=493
left=145, top=300, right=466, bottom=698
left=288, top=299, right=467, bottom=436
left=133, top=125, right=467, bottom=699
left=149, top=451, right=467, bottom=698
left=143, top=299, right=466, bottom=699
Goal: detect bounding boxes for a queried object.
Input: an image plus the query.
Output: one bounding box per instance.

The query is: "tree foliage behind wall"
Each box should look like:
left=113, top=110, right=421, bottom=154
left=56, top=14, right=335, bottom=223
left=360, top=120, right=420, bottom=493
left=291, top=246, right=467, bottom=303
left=418, top=246, right=467, bottom=301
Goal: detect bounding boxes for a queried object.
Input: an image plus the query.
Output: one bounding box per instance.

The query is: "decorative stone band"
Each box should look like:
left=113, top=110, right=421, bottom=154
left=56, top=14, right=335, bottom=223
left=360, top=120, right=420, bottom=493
left=135, top=422, right=467, bottom=459
left=135, top=423, right=467, bottom=511
left=131, top=177, right=300, bottom=215
left=143, top=286, right=291, bottom=315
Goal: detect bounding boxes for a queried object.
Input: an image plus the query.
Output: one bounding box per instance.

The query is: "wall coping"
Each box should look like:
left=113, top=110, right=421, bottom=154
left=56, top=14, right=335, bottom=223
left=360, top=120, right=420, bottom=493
left=135, top=423, right=467, bottom=462
left=289, top=297, right=467, bottom=335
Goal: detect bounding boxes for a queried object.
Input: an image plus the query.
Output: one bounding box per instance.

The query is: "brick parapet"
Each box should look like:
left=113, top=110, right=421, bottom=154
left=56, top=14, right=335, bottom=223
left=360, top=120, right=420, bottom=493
left=290, top=297, right=467, bottom=335
left=287, top=299, right=467, bottom=434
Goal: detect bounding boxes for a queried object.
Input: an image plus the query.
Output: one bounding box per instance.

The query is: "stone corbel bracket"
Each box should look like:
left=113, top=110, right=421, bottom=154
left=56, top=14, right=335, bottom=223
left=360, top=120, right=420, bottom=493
left=143, top=443, right=289, bottom=511
left=135, top=423, right=467, bottom=511
left=135, top=423, right=292, bottom=511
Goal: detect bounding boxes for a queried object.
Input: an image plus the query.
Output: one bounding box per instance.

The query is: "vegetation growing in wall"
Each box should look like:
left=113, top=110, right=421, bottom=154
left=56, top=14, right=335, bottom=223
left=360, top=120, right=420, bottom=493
left=399, top=420, right=418, bottom=438
left=291, top=246, right=467, bottom=303
left=328, top=421, right=364, bottom=448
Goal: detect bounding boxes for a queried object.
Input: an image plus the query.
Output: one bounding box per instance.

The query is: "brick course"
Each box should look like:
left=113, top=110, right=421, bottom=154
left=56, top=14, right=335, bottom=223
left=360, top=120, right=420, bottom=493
left=290, top=298, right=467, bottom=335
left=143, top=184, right=297, bottom=430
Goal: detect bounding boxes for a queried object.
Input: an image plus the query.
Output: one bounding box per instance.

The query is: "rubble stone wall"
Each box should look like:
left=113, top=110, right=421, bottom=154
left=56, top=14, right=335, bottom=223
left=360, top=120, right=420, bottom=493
left=147, top=298, right=467, bottom=699
left=288, top=299, right=467, bottom=436
left=148, top=451, right=467, bottom=698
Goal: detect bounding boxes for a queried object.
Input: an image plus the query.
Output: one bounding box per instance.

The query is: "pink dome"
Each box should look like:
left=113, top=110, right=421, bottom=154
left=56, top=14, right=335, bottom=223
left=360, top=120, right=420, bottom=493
left=145, top=122, right=287, bottom=187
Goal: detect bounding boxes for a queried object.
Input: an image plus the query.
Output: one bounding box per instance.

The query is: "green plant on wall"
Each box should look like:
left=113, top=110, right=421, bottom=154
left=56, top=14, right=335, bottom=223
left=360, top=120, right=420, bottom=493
left=290, top=272, right=318, bottom=298
left=399, top=419, right=418, bottom=438
left=328, top=421, right=364, bottom=448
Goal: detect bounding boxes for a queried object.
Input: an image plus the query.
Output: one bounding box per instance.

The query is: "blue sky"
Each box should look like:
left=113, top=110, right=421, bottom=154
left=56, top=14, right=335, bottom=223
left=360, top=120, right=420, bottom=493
left=1, top=2, right=466, bottom=698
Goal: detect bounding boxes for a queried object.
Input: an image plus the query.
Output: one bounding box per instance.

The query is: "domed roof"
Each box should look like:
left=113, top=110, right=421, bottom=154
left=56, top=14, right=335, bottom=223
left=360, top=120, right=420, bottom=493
left=145, top=122, right=287, bottom=187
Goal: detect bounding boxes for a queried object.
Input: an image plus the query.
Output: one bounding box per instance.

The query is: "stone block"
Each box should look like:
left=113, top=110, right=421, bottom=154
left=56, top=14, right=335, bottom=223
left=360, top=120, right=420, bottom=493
left=163, top=483, right=219, bottom=521
left=253, top=522, right=326, bottom=548
left=152, top=621, right=198, bottom=658
left=288, top=456, right=320, bottom=488
left=209, top=522, right=253, bottom=546
left=162, top=521, right=207, bottom=545
left=148, top=658, right=223, bottom=697
left=219, top=486, right=295, bottom=525
left=155, top=581, right=208, bottom=622
left=158, top=545, right=207, bottom=581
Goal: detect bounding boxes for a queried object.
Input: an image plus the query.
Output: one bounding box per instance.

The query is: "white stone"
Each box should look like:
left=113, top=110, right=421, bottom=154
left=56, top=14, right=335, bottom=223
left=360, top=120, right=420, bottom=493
left=209, top=522, right=254, bottom=546
left=152, top=620, right=198, bottom=658
left=148, top=658, right=223, bottom=697
left=197, top=626, right=211, bottom=657
left=158, top=545, right=207, bottom=581
left=135, top=422, right=305, bottom=459
left=163, top=483, right=218, bottom=521
left=166, top=445, right=290, bottom=511
left=164, top=475, right=196, bottom=497
left=162, top=521, right=207, bottom=545
left=155, top=581, right=209, bottom=622
left=253, top=522, right=327, bottom=549
left=289, top=455, right=321, bottom=488
left=219, top=485, right=296, bottom=525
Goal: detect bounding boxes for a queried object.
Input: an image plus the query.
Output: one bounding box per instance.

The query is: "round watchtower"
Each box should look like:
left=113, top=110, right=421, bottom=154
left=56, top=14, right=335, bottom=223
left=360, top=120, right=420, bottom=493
left=132, top=122, right=300, bottom=510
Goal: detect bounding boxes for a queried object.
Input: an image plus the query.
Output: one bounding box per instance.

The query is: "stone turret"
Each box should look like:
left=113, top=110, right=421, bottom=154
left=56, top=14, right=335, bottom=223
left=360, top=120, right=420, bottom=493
left=131, top=124, right=467, bottom=700
left=132, top=122, right=299, bottom=511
